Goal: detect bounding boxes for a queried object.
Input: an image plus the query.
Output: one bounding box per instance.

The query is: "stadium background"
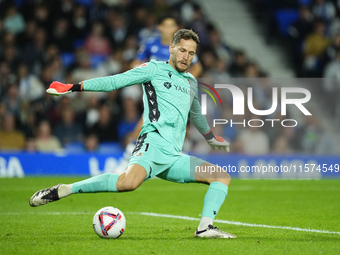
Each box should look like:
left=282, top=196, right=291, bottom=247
left=0, top=0, right=339, bottom=178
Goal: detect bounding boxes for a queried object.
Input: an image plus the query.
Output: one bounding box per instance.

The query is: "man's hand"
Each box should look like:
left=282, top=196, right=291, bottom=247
left=207, top=136, right=230, bottom=152
left=46, top=81, right=74, bottom=97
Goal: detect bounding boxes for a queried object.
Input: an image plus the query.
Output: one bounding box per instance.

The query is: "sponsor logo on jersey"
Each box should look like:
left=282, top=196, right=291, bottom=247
left=174, top=84, right=190, bottom=94
left=164, top=82, right=172, bottom=89
left=168, top=72, right=172, bottom=78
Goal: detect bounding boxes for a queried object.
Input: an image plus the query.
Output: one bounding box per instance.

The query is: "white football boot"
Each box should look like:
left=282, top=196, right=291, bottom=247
left=29, top=184, right=62, bottom=207
left=194, top=225, right=237, bottom=238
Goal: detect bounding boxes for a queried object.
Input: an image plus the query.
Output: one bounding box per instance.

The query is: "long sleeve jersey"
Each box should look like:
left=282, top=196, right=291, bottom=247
left=82, top=59, right=210, bottom=152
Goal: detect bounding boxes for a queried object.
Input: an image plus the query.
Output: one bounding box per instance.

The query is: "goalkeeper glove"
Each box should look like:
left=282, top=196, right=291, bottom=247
left=203, top=130, right=230, bottom=152
left=46, top=81, right=83, bottom=97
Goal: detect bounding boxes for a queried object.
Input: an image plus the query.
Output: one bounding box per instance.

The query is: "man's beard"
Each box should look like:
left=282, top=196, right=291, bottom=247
left=172, top=57, right=188, bottom=73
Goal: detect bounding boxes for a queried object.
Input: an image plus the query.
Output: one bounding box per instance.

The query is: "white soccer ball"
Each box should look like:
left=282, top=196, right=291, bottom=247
left=93, top=206, right=126, bottom=239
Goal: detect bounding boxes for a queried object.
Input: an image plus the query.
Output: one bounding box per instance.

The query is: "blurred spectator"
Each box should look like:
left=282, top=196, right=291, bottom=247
left=50, top=18, right=74, bottom=52
left=271, top=136, right=293, bottom=154
left=21, top=110, right=37, bottom=139
left=323, top=48, right=340, bottom=115
left=96, top=50, right=123, bottom=76
left=54, top=107, right=83, bottom=145
left=85, top=22, right=111, bottom=56
left=3, top=6, right=25, bottom=35
left=88, top=104, right=119, bottom=142
left=33, top=4, right=52, bottom=31
left=0, top=113, right=25, bottom=150
left=25, top=137, right=37, bottom=152
left=298, top=115, right=335, bottom=154
left=289, top=5, right=314, bottom=42
left=118, top=86, right=141, bottom=145
left=71, top=49, right=102, bottom=84
left=303, top=20, right=329, bottom=76
left=151, top=0, right=171, bottom=19
left=89, top=0, right=108, bottom=22
left=21, top=27, right=47, bottom=75
left=312, top=0, right=335, bottom=23
left=323, top=33, right=340, bottom=63
left=54, top=0, right=75, bottom=20
left=138, top=12, right=159, bottom=44
left=80, top=95, right=100, bottom=129
left=106, top=11, right=129, bottom=47
left=238, top=126, right=270, bottom=155
left=2, top=84, right=21, bottom=117
left=122, top=35, right=138, bottom=62
left=1, top=44, right=19, bottom=73
left=85, top=133, right=99, bottom=152
left=210, top=59, right=230, bottom=83
left=200, top=50, right=217, bottom=76
left=229, top=49, right=248, bottom=77
left=71, top=5, right=89, bottom=40
left=17, top=63, right=44, bottom=102
left=0, top=61, right=15, bottom=96
left=35, top=120, right=62, bottom=152
left=208, top=29, right=233, bottom=64
left=175, top=0, right=199, bottom=26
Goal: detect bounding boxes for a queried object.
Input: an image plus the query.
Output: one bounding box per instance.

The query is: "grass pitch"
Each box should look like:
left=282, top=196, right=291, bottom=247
left=0, top=177, right=339, bottom=255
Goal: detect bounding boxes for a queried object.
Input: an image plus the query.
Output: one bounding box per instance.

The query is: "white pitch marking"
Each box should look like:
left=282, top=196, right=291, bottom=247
left=0, top=212, right=90, bottom=215
left=139, top=212, right=340, bottom=235
left=2, top=211, right=340, bottom=235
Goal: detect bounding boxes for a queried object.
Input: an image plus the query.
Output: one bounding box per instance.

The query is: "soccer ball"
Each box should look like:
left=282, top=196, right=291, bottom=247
left=93, top=206, right=126, bottom=239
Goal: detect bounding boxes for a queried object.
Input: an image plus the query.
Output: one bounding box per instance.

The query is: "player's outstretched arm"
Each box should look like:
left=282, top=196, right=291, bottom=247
left=46, top=61, right=159, bottom=96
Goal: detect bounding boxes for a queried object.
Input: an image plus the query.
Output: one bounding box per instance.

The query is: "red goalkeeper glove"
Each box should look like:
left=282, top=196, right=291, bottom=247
left=46, top=81, right=83, bottom=97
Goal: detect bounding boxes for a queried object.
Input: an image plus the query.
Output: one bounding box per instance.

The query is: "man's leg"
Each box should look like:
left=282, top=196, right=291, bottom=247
left=194, top=162, right=234, bottom=237
left=29, top=164, right=147, bottom=207
left=158, top=155, right=235, bottom=238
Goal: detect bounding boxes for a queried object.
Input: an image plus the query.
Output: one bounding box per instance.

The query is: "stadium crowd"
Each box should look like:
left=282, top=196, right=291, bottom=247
left=0, top=0, right=336, bottom=155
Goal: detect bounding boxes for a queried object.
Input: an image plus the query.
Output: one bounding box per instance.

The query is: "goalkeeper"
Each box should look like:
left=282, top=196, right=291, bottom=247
left=30, top=29, right=236, bottom=239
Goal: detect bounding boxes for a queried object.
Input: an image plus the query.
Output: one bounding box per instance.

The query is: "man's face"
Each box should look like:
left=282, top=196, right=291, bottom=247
left=158, top=18, right=178, bottom=39
left=169, top=39, right=197, bottom=72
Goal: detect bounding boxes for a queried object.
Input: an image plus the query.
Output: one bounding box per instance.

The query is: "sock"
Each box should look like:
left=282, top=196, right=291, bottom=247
left=71, top=173, right=119, bottom=194
left=198, top=182, right=228, bottom=231
left=58, top=184, right=73, bottom=198
left=198, top=217, right=213, bottom=231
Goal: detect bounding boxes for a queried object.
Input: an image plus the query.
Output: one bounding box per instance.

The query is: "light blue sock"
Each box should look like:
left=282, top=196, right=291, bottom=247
left=201, top=182, right=228, bottom=219
left=72, top=173, right=119, bottom=194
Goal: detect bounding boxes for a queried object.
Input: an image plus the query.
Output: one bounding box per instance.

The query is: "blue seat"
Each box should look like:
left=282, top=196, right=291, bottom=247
left=60, top=52, right=75, bottom=68
left=298, top=0, right=312, bottom=6
left=64, top=142, right=84, bottom=154
left=73, top=39, right=85, bottom=49
left=90, top=55, right=107, bottom=68
left=275, top=9, right=299, bottom=36
left=75, top=0, right=93, bottom=6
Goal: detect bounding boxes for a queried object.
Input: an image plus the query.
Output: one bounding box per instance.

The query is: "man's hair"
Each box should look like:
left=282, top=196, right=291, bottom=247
left=171, top=29, right=200, bottom=49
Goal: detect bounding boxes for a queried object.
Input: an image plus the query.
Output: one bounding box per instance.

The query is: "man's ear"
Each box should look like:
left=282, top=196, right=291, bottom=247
left=169, top=43, right=174, bottom=53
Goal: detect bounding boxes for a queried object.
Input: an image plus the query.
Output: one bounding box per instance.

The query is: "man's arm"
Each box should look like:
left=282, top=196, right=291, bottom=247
left=83, top=61, right=157, bottom=91
left=190, top=93, right=230, bottom=152
left=46, top=61, right=158, bottom=96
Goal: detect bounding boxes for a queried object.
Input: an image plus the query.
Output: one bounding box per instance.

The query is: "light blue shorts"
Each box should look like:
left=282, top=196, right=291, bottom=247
left=128, top=131, right=206, bottom=183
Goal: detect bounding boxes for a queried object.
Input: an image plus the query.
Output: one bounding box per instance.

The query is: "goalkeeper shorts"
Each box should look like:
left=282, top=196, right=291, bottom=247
left=128, top=130, right=206, bottom=183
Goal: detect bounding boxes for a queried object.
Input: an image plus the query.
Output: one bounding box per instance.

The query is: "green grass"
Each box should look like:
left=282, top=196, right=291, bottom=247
left=0, top=178, right=339, bottom=255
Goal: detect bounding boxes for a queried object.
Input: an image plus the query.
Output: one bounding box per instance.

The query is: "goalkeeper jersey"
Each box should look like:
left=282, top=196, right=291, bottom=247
left=83, top=59, right=210, bottom=152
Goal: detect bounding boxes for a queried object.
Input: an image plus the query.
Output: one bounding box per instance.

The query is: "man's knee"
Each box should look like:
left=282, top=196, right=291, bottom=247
left=118, top=176, right=142, bottom=191
left=209, top=171, right=231, bottom=186
left=116, top=164, right=147, bottom=192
